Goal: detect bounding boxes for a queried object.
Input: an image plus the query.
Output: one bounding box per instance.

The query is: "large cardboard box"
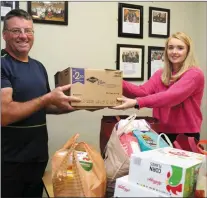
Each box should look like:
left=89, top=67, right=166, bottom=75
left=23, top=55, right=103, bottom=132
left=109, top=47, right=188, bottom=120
left=114, top=175, right=167, bottom=197
left=54, top=67, right=122, bottom=109
left=128, top=147, right=204, bottom=197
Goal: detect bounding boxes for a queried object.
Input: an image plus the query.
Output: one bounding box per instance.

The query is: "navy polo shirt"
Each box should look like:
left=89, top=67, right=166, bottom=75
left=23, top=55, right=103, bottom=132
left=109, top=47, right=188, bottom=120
left=1, top=51, right=50, bottom=162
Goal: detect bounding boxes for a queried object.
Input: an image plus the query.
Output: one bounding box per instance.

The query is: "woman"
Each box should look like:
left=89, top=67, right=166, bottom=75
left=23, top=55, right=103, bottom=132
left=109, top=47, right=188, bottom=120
left=113, top=32, right=205, bottom=143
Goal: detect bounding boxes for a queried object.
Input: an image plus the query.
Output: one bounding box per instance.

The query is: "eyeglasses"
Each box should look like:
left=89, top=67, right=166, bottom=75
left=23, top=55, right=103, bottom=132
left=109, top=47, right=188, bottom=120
left=5, top=28, right=34, bottom=36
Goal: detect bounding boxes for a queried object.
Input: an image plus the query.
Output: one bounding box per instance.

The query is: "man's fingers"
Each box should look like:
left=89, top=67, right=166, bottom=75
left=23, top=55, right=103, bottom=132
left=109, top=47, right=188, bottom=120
left=68, top=96, right=81, bottom=102
left=60, top=84, right=71, bottom=91
left=61, top=101, right=75, bottom=110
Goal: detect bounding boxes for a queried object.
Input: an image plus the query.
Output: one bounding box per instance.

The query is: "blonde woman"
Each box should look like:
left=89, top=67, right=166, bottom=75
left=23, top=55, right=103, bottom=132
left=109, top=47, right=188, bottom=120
left=114, top=32, right=205, bottom=142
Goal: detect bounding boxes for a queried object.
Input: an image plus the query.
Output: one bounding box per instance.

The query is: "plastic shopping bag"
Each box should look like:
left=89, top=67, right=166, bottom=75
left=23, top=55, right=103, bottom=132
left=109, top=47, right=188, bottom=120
left=52, top=134, right=106, bottom=197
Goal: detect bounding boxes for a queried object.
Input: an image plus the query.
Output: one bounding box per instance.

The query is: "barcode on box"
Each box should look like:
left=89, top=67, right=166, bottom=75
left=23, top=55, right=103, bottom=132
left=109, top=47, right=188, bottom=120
left=133, top=157, right=142, bottom=166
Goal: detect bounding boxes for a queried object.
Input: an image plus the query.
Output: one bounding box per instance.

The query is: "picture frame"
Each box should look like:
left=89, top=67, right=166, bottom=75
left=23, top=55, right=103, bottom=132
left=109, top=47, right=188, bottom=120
left=148, top=46, right=165, bottom=79
left=149, top=7, right=170, bottom=38
left=27, top=1, right=68, bottom=25
left=116, top=44, right=144, bottom=81
left=118, top=3, right=143, bottom=39
left=1, top=1, right=19, bottom=20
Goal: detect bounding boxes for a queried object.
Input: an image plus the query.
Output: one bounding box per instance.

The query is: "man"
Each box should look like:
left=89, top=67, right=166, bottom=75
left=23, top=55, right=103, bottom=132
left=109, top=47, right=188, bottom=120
left=1, top=9, right=81, bottom=197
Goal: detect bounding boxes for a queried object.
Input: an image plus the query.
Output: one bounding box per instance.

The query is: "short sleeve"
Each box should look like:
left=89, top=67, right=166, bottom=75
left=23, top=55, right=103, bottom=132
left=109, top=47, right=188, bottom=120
left=1, top=63, right=12, bottom=88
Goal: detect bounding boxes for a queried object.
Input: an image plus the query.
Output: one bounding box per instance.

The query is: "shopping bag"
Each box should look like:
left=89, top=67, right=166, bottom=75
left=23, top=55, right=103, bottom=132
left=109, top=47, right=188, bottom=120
left=104, top=114, right=137, bottom=180
left=52, top=133, right=107, bottom=197
left=197, top=140, right=207, bottom=155
left=104, top=114, right=138, bottom=197
left=173, top=134, right=204, bottom=154
left=100, top=115, right=160, bottom=155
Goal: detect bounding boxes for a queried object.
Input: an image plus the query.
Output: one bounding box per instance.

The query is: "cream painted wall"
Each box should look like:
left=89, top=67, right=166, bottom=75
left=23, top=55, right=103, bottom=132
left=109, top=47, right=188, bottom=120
left=1, top=2, right=206, bottom=169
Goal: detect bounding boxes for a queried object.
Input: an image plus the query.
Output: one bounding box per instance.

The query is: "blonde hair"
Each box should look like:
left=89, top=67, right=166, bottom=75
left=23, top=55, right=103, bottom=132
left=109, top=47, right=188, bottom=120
left=161, top=32, right=198, bottom=86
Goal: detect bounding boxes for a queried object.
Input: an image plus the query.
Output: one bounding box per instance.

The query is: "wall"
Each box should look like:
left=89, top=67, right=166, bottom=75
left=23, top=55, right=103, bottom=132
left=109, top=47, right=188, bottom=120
left=1, top=2, right=206, bottom=169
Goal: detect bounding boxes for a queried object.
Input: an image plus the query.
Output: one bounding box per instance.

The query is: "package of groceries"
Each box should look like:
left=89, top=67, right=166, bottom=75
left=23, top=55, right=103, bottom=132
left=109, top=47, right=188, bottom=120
left=104, top=114, right=139, bottom=180
left=51, top=134, right=106, bottom=197
left=133, top=130, right=173, bottom=151
left=129, top=147, right=205, bottom=197
left=104, top=114, right=147, bottom=197
left=119, top=132, right=140, bottom=157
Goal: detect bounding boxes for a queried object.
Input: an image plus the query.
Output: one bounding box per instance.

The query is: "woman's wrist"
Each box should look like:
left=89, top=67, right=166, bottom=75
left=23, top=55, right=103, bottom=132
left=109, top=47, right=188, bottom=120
left=134, top=99, right=140, bottom=109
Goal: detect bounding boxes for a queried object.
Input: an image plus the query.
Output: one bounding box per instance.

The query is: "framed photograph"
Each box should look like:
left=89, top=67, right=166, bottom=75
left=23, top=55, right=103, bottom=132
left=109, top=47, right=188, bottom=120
left=1, top=1, right=19, bottom=20
left=149, top=7, right=170, bottom=38
left=148, top=46, right=165, bottom=79
left=118, top=3, right=143, bottom=39
left=116, top=44, right=144, bottom=81
left=27, top=1, right=68, bottom=25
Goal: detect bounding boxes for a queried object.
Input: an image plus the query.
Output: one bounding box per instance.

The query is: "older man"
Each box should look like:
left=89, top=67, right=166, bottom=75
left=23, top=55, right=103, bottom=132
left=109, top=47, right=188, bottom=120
left=1, top=9, right=80, bottom=197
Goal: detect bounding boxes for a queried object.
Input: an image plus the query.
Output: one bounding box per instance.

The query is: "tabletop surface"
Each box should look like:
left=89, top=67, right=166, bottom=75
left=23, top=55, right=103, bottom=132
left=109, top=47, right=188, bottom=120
left=42, top=171, right=54, bottom=197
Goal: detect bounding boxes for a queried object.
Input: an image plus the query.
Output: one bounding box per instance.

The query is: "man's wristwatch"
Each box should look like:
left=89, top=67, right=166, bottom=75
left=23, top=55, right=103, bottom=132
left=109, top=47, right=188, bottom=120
left=134, top=100, right=140, bottom=109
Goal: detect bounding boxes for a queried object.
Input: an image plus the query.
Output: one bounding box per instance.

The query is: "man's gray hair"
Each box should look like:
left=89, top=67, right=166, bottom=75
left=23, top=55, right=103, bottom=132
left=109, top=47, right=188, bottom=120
left=3, top=9, right=33, bottom=31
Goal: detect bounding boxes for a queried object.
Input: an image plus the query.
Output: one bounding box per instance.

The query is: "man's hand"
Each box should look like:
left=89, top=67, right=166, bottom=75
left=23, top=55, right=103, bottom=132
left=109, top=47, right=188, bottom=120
left=49, top=84, right=81, bottom=111
left=113, top=97, right=137, bottom=110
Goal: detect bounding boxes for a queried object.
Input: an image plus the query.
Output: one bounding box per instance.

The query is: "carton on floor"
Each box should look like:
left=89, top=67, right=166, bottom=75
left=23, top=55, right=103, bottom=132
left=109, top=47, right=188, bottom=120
left=54, top=67, right=123, bottom=109
left=128, top=147, right=204, bottom=197
left=114, top=175, right=167, bottom=197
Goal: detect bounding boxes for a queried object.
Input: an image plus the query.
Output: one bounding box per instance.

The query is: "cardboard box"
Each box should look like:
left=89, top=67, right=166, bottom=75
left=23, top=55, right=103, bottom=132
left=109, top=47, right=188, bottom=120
left=54, top=67, right=122, bottom=109
left=114, top=175, right=167, bottom=197
left=128, top=147, right=204, bottom=197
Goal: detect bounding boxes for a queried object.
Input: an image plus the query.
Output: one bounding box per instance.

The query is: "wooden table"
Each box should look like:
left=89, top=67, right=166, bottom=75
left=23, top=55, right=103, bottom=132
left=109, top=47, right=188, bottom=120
left=42, top=171, right=54, bottom=197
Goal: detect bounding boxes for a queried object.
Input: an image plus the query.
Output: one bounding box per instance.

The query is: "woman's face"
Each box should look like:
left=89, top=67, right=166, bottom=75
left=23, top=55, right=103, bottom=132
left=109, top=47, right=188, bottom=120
left=167, top=38, right=188, bottom=69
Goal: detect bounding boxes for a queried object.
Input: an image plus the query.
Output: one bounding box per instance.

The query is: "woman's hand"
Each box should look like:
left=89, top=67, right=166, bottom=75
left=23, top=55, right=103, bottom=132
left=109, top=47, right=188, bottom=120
left=113, top=97, right=137, bottom=110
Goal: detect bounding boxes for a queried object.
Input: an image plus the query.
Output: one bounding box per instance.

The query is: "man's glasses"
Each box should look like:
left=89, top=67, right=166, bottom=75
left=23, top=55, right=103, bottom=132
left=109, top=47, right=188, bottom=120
left=5, top=28, right=34, bottom=36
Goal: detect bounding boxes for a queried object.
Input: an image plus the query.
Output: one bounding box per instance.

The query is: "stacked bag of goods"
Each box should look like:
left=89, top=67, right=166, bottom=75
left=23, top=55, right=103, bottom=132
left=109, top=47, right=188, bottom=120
left=114, top=147, right=205, bottom=197
left=103, top=114, right=172, bottom=197
left=51, top=134, right=107, bottom=197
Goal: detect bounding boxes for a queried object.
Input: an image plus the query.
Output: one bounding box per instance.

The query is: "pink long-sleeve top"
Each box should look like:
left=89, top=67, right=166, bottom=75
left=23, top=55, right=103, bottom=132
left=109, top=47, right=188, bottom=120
left=123, top=67, right=205, bottom=133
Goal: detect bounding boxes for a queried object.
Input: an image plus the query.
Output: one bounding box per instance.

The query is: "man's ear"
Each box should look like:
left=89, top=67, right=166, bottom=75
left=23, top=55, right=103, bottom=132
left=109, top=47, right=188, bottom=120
left=2, top=31, right=7, bottom=41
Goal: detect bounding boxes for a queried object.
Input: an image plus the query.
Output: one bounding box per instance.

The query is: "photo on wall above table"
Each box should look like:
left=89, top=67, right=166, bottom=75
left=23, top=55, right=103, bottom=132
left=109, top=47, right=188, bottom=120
left=116, top=44, right=145, bottom=81
left=118, top=3, right=143, bottom=39
left=149, top=7, right=170, bottom=38
left=148, top=46, right=165, bottom=79
left=27, top=1, right=68, bottom=25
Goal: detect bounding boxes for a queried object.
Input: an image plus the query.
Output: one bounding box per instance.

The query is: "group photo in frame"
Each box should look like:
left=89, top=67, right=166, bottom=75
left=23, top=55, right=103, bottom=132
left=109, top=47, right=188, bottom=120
left=27, top=1, right=68, bottom=25
left=116, top=44, right=144, bottom=81
left=148, top=46, right=165, bottom=79
left=118, top=3, right=143, bottom=39
left=1, top=1, right=19, bottom=20
left=149, top=7, right=170, bottom=38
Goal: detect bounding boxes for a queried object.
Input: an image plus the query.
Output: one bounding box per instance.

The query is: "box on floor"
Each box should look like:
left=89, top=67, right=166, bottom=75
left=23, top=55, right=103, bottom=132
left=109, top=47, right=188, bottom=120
left=129, top=147, right=204, bottom=197
left=114, top=175, right=168, bottom=197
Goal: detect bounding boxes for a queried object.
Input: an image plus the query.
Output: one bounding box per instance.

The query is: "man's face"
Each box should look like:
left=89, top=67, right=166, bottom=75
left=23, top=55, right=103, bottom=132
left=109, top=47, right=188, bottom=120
left=3, top=17, right=34, bottom=55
